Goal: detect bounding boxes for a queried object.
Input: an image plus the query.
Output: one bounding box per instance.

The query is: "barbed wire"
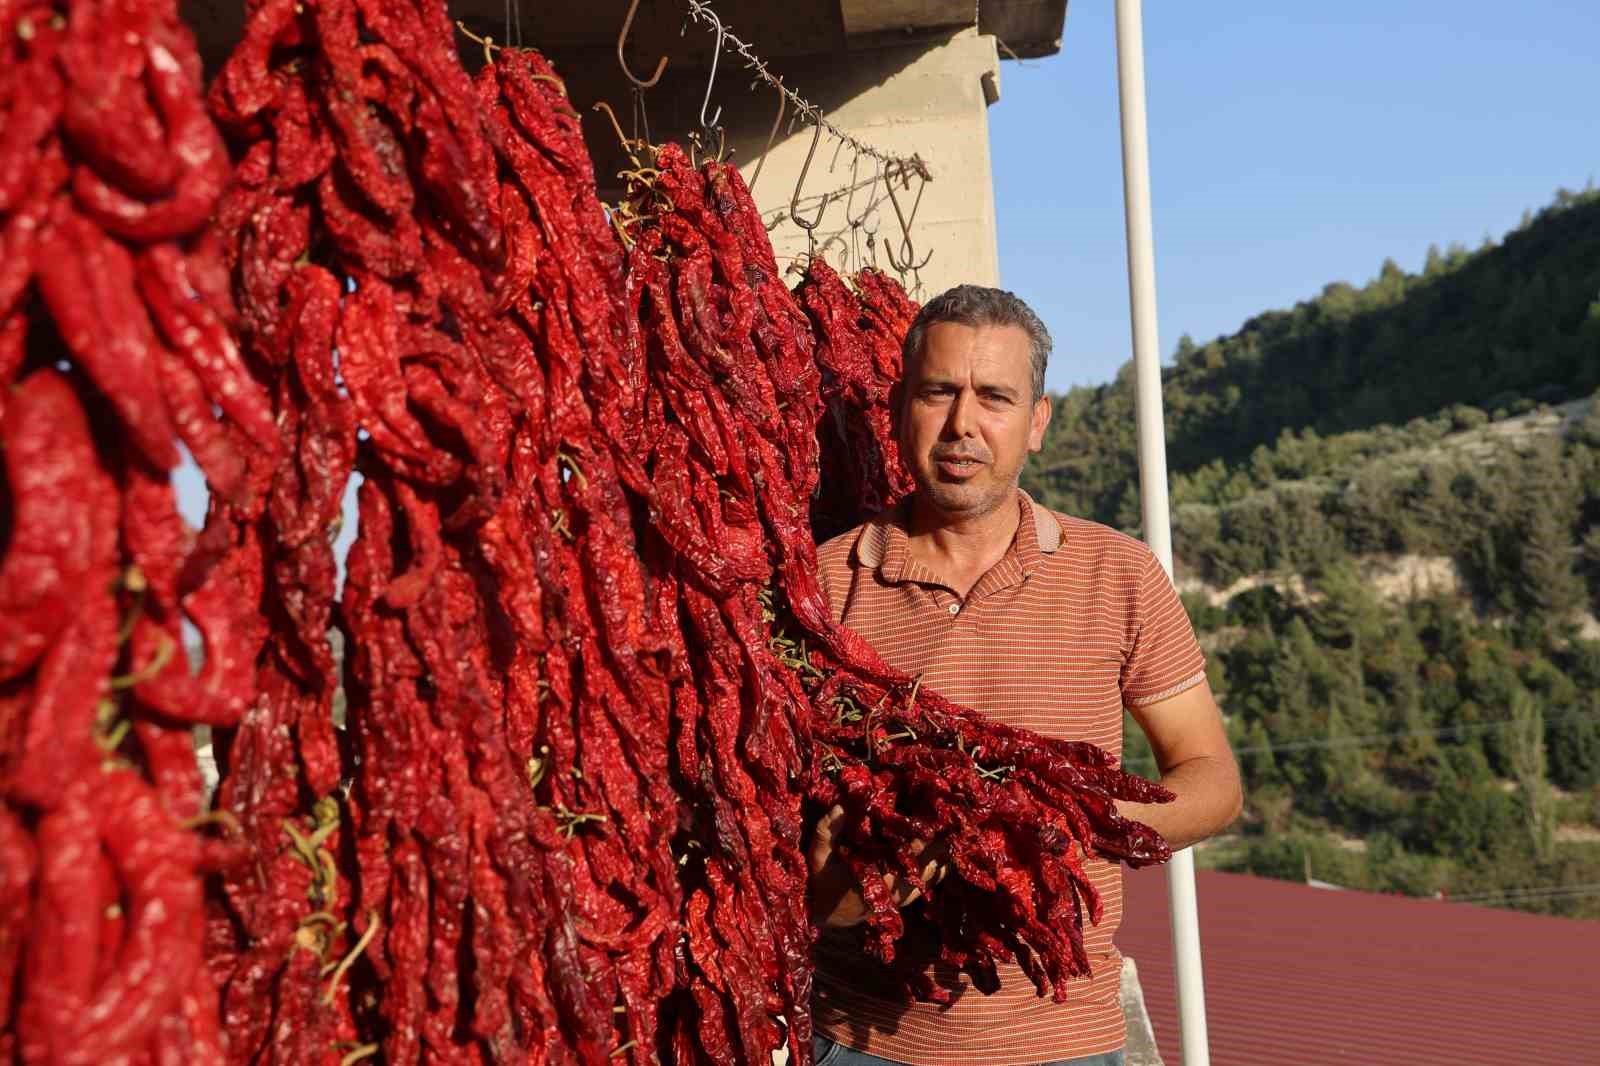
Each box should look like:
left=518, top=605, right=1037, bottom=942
left=679, top=0, right=932, bottom=181
left=761, top=172, right=886, bottom=222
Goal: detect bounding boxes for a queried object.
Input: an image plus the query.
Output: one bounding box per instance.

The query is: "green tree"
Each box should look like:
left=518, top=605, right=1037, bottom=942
left=1505, top=690, right=1555, bottom=860
left=1423, top=243, right=1445, bottom=277
left=1547, top=695, right=1600, bottom=789
left=1238, top=720, right=1280, bottom=788
left=1521, top=520, right=1584, bottom=613
left=1411, top=748, right=1523, bottom=861
left=1582, top=526, right=1600, bottom=611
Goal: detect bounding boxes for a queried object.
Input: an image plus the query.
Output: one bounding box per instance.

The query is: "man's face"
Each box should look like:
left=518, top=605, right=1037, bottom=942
left=897, top=321, right=1051, bottom=523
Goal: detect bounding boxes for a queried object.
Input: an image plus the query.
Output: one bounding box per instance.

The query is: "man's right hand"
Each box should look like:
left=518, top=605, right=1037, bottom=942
left=807, top=804, right=947, bottom=929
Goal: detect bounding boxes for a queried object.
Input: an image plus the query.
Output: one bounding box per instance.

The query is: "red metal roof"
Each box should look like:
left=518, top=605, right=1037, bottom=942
left=1118, top=868, right=1600, bottom=1065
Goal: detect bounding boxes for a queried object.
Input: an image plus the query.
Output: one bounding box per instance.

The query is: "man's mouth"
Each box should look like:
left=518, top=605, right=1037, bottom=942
left=934, top=455, right=985, bottom=477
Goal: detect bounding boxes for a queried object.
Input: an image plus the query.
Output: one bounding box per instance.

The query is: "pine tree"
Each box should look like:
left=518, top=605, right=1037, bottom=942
left=1583, top=526, right=1600, bottom=611
left=1239, top=720, right=1279, bottom=787
left=1505, top=690, right=1555, bottom=860
left=1423, top=243, right=1444, bottom=277
left=1515, top=444, right=1584, bottom=618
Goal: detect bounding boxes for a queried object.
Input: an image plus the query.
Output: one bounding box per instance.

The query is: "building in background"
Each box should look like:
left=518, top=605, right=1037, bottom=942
left=1122, top=867, right=1600, bottom=1065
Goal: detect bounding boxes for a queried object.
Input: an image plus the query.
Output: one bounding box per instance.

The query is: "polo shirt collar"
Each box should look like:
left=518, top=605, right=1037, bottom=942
left=854, top=489, right=1062, bottom=588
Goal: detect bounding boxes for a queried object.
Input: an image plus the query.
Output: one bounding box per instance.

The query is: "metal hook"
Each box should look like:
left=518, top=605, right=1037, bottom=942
left=686, top=125, right=727, bottom=169
left=746, top=77, right=786, bottom=195
left=629, top=85, right=652, bottom=145
left=817, top=232, right=849, bottom=264
left=882, top=162, right=933, bottom=271
left=789, top=114, right=831, bottom=234
left=697, top=10, right=724, bottom=132
left=617, top=0, right=668, bottom=89
left=845, top=152, right=879, bottom=228
left=863, top=223, right=880, bottom=270
left=885, top=238, right=930, bottom=274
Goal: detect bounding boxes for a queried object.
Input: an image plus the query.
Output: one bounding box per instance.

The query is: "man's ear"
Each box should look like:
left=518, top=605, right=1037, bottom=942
left=1028, top=394, right=1052, bottom=452
left=889, top=380, right=906, bottom=435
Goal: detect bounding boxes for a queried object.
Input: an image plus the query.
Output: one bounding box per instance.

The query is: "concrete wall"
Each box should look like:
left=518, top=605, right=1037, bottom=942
left=505, top=25, right=1005, bottom=304
left=723, top=29, right=1004, bottom=301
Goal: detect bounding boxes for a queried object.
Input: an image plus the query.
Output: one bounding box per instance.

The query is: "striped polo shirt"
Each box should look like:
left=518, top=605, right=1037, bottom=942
left=811, top=490, right=1207, bottom=1065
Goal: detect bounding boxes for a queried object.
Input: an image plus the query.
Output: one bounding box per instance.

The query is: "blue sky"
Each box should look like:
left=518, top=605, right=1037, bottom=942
left=989, top=0, right=1600, bottom=392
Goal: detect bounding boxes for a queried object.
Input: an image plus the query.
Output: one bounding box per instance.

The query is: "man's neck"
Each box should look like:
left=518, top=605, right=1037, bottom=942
left=905, top=491, right=1022, bottom=596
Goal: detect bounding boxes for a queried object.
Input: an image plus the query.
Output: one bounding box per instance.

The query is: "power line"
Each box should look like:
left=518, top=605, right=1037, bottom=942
left=1442, top=882, right=1600, bottom=904
left=1232, top=706, right=1597, bottom=756
left=679, top=0, right=932, bottom=179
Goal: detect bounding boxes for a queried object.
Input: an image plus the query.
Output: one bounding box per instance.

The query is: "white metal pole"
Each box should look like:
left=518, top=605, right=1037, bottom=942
left=1113, top=3, right=1212, bottom=1065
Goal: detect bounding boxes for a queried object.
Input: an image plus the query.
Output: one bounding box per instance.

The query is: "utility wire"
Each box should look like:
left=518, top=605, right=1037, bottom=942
left=1232, top=706, right=1597, bottom=756
left=679, top=0, right=932, bottom=179
left=1442, top=882, right=1600, bottom=904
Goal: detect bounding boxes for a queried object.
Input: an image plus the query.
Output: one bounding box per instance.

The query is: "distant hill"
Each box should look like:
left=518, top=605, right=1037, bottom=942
left=1018, top=187, right=1600, bottom=918
left=1023, top=186, right=1600, bottom=528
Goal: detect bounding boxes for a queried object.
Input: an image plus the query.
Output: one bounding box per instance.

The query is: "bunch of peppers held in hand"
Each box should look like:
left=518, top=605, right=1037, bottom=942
left=0, top=0, right=1176, bottom=1060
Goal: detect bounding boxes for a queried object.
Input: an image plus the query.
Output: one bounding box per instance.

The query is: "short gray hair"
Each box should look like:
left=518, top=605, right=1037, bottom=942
left=901, top=285, right=1052, bottom=402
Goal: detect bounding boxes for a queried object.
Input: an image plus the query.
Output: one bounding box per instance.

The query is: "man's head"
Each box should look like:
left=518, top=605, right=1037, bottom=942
left=896, top=285, right=1053, bottom=523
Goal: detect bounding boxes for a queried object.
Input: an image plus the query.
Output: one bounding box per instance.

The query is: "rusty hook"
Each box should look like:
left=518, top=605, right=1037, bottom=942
left=617, top=0, right=668, bottom=89
left=882, top=161, right=932, bottom=271
left=845, top=152, right=879, bottom=228
left=746, top=77, right=786, bottom=195
left=790, top=114, right=831, bottom=233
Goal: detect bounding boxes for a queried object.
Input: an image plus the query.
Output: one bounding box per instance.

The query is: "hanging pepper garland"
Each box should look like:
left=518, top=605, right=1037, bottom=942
left=795, top=259, right=917, bottom=540
left=0, top=1, right=1174, bottom=1060
left=0, top=0, right=261, bottom=1059
left=213, top=1, right=690, bottom=1057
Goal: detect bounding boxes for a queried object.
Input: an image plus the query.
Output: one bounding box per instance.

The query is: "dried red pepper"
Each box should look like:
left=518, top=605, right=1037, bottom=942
left=0, top=0, right=268, bottom=1058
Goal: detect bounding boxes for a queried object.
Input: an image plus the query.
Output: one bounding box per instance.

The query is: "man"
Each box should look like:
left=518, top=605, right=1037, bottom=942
left=807, top=286, right=1242, bottom=1066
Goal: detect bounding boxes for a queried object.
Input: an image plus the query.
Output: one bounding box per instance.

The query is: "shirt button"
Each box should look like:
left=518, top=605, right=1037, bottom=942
left=947, top=602, right=960, bottom=616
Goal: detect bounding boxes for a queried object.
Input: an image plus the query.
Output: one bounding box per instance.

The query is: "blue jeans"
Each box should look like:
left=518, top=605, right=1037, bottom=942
left=812, top=1034, right=1125, bottom=1066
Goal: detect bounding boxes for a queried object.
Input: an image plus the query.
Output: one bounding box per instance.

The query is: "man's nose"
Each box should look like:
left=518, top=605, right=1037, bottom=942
left=944, top=389, right=977, bottom=438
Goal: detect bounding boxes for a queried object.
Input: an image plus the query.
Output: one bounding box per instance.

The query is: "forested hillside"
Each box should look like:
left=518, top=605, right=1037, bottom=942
left=1027, top=186, right=1600, bottom=530
left=1020, top=187, right=1600, bottom=917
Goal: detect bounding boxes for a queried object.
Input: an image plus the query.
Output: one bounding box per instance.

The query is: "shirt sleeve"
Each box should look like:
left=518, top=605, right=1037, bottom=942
left=1121, top=550, right=1208, bottom=708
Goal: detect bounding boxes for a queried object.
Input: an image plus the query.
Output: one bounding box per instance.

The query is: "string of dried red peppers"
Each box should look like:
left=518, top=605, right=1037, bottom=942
left=1, top=0, right=1174, bottom=1059
left=0, top=0, right=258, bottom=1059
left=796, top=260, right=917, bottom=540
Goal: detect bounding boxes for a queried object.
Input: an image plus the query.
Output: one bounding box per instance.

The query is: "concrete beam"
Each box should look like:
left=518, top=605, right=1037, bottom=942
left=839, top=0, right=974, bottom=39
left=982, top=0, right=1069, bottom=58
left=183, top=0, right=1067, bottom=78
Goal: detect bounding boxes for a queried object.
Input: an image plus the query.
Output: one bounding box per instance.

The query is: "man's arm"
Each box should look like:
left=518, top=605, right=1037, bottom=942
left=1117, top=680, right=1242, bottom=850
